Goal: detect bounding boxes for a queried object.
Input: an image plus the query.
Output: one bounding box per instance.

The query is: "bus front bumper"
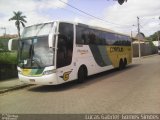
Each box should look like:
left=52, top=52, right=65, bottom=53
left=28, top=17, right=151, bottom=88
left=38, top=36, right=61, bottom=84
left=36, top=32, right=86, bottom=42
left=18, top=73, right=59, bottom=85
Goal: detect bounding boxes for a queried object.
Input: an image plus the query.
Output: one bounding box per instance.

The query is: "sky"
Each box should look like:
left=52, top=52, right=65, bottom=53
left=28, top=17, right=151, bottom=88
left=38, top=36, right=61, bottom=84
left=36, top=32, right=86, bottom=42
left=0, top=0, right=160, bottom=37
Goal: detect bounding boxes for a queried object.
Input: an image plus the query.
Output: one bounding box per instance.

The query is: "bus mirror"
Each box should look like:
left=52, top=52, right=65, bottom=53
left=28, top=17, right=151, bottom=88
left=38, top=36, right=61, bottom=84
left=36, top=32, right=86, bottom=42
left=55, top=32, right=59, bottom=35
left=118, top=0, right=127, bottom=5
left=48, top=34, right=53, bottom=48
left=8, top=39, right=13, bottom=51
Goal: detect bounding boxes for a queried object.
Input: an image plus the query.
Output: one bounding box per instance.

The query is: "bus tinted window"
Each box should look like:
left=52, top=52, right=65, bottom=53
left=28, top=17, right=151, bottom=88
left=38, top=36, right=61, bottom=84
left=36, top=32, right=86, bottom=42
left=114, top=35, right=131, bottom=46
left=76, top=25, right=131, bottom=46
left=76, top=26, right=106, bottom=45
left=57, top=23, right=73, bottom=68
left=101, top=32, right=108, bottom=45
left=76, top=26, right=90, bottom=44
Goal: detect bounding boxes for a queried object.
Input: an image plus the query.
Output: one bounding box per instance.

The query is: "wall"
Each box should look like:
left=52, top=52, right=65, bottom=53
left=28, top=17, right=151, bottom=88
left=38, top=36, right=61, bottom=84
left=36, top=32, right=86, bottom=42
left=132, top=42, right=158, bottom=57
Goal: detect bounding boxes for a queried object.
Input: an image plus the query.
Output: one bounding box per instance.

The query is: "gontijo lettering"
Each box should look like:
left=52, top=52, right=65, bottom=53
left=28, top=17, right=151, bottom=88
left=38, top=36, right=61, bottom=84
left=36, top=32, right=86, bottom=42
left=110, top=47, right=123, bottom=52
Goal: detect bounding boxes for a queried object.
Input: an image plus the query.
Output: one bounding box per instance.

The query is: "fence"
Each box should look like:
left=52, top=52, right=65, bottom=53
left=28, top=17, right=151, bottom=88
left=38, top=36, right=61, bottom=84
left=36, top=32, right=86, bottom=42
left=132, top=42, right=158, bottom=57
left=0, top=64, right=18, bottom=80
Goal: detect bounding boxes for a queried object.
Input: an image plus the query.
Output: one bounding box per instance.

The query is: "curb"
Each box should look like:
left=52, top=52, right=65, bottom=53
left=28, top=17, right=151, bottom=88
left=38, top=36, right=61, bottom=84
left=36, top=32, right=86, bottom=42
left=0, top=84, right=31, bottom=94
left=142, top=54, right=159, bottom=58
left=133, top=54, right=158, bottom=59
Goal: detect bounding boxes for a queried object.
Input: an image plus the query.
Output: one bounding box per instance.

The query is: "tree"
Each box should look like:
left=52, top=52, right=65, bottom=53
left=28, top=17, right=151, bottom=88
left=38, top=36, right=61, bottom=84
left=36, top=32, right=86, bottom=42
left=9, top=11, right=27, bottom=38
left=147, top=31, right=160, bottom=41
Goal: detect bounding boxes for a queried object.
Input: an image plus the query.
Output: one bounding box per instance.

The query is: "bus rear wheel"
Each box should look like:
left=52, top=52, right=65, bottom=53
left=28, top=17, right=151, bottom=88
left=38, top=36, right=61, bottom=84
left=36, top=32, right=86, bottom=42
left=77, top=66, right=87, bottom=83
left=123, top=58, right=127, bottom=68
left=119, top=59, right=124, bottom=70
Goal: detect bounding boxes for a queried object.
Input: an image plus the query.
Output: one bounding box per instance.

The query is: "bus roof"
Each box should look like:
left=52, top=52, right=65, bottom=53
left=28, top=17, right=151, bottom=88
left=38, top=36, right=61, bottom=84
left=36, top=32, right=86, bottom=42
left=25, top=21, right=130, bottom=37
left=76, top=22, right=130, bottom=37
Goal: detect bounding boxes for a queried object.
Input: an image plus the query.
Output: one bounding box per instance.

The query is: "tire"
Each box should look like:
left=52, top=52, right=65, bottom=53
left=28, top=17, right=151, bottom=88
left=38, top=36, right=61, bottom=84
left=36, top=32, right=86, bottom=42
left=123, top=58, right=127, bottom=68
left=77, top=66, right=87, bottom=83
left=119, top=59, right=124, bottom=70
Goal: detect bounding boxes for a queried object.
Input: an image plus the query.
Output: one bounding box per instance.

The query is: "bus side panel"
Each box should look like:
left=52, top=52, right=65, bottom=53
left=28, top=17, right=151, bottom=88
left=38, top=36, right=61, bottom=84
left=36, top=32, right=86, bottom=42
left=57, top=44, right=132, bottom=84
left=75, top=45, right=114, bottom=76
left=75, top=45, right=98, bottom=76
left=106, top=46, right=132, bottom=68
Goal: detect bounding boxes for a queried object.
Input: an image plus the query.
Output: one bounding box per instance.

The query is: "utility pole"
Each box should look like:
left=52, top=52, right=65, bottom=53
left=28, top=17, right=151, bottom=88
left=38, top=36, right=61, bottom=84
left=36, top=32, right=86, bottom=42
left=158, top=16, right=160, bottom=46
left=158, top=31, right=159, bottom=44
left=137, top=16, right=141, bottom=58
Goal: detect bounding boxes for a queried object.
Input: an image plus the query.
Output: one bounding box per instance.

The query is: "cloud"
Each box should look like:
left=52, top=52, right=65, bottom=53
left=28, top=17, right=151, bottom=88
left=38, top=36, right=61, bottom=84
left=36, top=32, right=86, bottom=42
left=36, top=0, right=67, bottom=10
left=0, top=0, right=68, bottom=14
left=0, top=0, right=68, bottom=35
left=0, top=0, right=159, bottom=37
left=73, top=17, right=84, bottom=23
left=88, top=0, right=160, bottom=37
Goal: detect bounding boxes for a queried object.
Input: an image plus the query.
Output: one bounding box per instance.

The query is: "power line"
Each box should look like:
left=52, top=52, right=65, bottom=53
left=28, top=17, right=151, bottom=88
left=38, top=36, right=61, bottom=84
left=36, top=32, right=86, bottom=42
left=59, top=0, right=130, bottom=28
left=139, top=18, right=160, bottom=33
left=55, top=2, right=95, bottom=21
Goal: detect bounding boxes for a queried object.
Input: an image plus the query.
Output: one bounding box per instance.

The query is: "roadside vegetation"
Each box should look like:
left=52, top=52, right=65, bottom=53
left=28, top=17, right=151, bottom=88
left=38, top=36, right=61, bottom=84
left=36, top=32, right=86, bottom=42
left=0, top=11, right=27, bottom=80
left=9, top=11, right=27, bottom=37
left=0, top=37, right=18, bottom=80
left=147, top=31, right=160, bottom=41
left=147, top=31, right=160, bottom=54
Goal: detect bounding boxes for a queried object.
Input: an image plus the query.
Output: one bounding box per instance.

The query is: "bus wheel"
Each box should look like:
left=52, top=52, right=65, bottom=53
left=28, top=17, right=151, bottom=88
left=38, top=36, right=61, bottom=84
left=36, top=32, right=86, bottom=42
left=119, top=59, right=124, bottom=70
left=77, top=66, right=87, bottom=83
left=123, top=58, right=127, bottom=68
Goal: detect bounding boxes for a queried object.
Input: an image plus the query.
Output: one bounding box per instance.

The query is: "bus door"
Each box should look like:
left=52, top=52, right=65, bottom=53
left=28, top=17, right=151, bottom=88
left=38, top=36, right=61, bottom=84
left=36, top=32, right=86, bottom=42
left=56, top=23, right=74, bottom=82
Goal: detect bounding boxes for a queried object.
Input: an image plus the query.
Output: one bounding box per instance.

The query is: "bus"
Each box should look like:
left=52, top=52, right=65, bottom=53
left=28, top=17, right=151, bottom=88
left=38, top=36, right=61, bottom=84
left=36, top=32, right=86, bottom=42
left=9, top=21, right=132, bottom=85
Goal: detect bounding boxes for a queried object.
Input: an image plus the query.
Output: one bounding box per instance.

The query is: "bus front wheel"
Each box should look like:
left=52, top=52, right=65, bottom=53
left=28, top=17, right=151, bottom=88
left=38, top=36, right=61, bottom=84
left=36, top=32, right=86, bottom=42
left=77, top=66, right=87, bottom=83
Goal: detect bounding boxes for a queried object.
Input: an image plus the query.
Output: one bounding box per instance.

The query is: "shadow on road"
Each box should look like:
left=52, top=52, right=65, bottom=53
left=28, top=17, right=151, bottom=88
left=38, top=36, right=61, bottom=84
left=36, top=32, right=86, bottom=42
left=28, top=64, right=140, bottom=93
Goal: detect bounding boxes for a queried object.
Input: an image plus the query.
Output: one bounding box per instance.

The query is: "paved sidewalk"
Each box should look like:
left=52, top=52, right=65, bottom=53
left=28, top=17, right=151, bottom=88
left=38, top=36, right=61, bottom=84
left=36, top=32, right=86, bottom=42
left=132, top=54, right=159, bottom=63
left=0, top=78, right=30, bottom=94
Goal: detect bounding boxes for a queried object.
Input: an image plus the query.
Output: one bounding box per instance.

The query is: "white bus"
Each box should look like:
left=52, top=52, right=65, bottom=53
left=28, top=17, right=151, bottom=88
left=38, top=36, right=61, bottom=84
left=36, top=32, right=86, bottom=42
left=9, top=21, right=132, bottom=85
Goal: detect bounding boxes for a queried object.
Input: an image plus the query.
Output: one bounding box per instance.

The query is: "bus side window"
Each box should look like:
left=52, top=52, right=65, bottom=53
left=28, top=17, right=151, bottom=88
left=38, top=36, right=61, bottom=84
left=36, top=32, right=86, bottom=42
left=76, top=26, right=88, bottom=44
left=57, top=23, right=73, bottom=68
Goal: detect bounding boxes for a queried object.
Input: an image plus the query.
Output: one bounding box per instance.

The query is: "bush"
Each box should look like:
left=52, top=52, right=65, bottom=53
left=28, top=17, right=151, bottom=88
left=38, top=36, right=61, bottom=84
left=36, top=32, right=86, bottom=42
left=0, top=51, right=17, bottom=64
left=0, top=38, right=18, bottom=80
left=149, top=40, right=158, bottom=54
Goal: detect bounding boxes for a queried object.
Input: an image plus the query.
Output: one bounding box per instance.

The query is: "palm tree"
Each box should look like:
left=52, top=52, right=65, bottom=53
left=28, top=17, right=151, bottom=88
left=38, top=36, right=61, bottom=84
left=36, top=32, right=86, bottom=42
left=9, top=11, right=27, bottom=38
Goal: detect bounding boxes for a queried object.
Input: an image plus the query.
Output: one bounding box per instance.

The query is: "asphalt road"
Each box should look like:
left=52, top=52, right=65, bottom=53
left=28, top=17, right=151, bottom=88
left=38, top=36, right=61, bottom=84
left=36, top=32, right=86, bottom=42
left=0, top=55, right=160, bottom=114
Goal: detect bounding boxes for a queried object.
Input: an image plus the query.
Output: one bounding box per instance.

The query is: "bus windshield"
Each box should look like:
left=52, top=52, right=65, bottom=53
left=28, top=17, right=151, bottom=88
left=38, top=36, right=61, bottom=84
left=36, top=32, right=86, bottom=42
left=18, top=22, right=56, bottom=68
left=22, top=22, right=54, bottom=38
left=18, top=36, right=54, bottom=68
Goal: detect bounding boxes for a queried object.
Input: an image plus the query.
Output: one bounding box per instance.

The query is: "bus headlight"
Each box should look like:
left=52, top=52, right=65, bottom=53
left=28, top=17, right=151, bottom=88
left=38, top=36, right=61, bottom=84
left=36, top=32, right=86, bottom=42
left=43, top=69, right=56, bottom=75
